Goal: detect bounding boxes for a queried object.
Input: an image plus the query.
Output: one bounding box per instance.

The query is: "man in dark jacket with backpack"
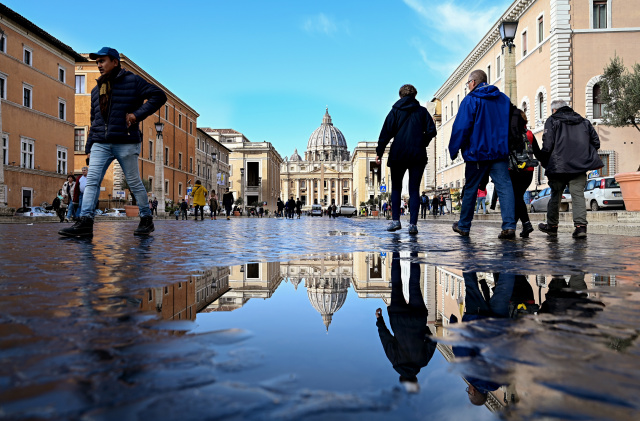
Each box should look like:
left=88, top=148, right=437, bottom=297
left=59, top=47, right=167, bottom=237
left=449, top=69, right=516, bottom=239
left=376, top=84, right=436, bottom=235
left=419, top=192, right=429, bottom=219
left=538, top=100, right=603, bottom=238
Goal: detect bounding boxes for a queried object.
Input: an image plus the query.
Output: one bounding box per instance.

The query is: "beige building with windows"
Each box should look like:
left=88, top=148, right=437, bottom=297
left=431, top=0, right=640, bottom=197
left=0, top=4, right=85, bottom=209
left=195, top=128, right=231, bottom=200
left=203, top=128, right=283, bottom=213
left=74, top=54, right=199, bottom=209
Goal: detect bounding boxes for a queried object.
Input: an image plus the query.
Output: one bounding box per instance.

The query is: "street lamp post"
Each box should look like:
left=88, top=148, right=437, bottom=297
left=373, top=167, right=379, bottom=217
left=0, top=26, right=6, bottom=208
left=240, top=167, right=244, bottom=210
left=211, top=151, right=218, bottom=200
left=153, top=121, right=166, bottom=216
left=500, top=20, right=519, bottom=102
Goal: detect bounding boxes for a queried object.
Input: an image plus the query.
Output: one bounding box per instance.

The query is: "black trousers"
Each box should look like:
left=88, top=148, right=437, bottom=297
left=509, top=170, right=533, bottom=225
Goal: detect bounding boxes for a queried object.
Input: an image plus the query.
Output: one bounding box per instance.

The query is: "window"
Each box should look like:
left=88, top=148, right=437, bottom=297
left=522, top=31, right=528, bottom=56
left=190, top=157, right=193, bottom=172
left=20, top=137, right=34, bottom=169
left=165, top=105, right=169, bottom=120
left=593, top=1, right=607, bottom=29
left=538, top=92, right=544, bottom=120
left=450, top=100, right=454, bottom=115
left=178, top=183, right=183, bottom=197
left=593, top=83, right=604, bottom=119
left=189, top=121, right=193, bottom=135
left=164, top=147, right=169, bottom=165
left=457, top=95, right=460, bottom=108
left=522, top=102, right=528, bottom=121
left=149, top=140, right=153, bottom=160
left=324, top=180, right=327, bottom=188
left=538, top=16, right=544, bottom=43
left=197, top=138, right=200, bottom=150
left=23, top=84, right=32, bottom=108
left=197, top=164, right=200, bottom=177
left=496, top=56, right=501, bottom=76
left=246, top=263, right=259, bottom=279
left=487, top=65, right=491, bottom=83
left=178, top=152, right=182, bottom=170
left=58, top=66, right=65, bottom=83
left=58, top=99, right=66, bottom=120
left=56, top=147, right=67, bottom=174
left=0, top=33, right=5, bottom=53
left=301, top=180, right=306, bottom=188
left=343, top=179, right=348, bottom=188
left=0, top=73, right=6, bottom=99
left=74, top=128, right=85, bottom=152
left=165, top=180, right=169, bottom=194
left=23, top=47, right=32, bottom=65
left=178, top=114, right=182, bottom=128
left=75, top=75, right=85, bottom=94
left=445, top=106, right=447, bottom=120
left=148, top=176, right=153, bottom=188
left=331, top=180, right=335, bottom=188
left=2, top=134, right=8, bottom=165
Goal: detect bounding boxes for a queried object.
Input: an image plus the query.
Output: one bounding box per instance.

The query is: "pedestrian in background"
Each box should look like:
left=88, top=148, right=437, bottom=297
left=449, top=69, right=516, bottom=239
left=538, top=99, right=603, bottom=239
left=59, top=47, right=167, bottom=237
left=287, top=197, right=296, bottom=219
left=180, top=199, right=188, bottom=220
left=431, top=194, right=439, bottom=216
left=382, top=201, right=388, bottom=218
left=277, top=198, right=284, bottom=218
left=152, top=198, right=158, bottom=216
left=420, top=192, right=429, bottom=219
left=62, top=175, right=76, bottom=222
left=376, top=84, right=436, bottom=235
left=476, top=188, right=487, bottom=215
left=74, top=166, right=88, bottom=219
left=439, top=194, right=446, bottom=216
left=210, top=192, right=218, bottom=220
left=52, top=190, right=65, bottom=222
left=190, top=180, right=207, bottom=221
left=222, top=188, right=234, bottom=220
left=296, top=198, right=302, bottom=219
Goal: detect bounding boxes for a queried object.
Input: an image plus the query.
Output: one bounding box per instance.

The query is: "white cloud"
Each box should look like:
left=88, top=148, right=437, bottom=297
left=410, top=37, right=459, bottom=76
left=403, top=0, right=504, bottom=42
left=302, top=13, right=349, bottom=36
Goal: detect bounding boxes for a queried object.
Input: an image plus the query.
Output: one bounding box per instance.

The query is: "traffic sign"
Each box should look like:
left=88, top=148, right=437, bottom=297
left=187, top=186, right=193, bottom=195
left=380, top=186, right=386, bottom=193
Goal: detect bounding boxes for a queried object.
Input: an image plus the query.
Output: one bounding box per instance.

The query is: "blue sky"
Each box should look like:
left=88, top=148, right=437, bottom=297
left=5, top=0, right=511, bottom=157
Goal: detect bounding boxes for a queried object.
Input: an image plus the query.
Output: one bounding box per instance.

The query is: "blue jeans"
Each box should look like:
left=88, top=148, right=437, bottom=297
left=66, top=202, right=75, bottom=219
left=463, top=272, right=515, bottom=318
left=391, top=163, right=425, bottom=225
left=476, top=197, right=486, bottom=214
left=458, top=160, right=515, bottom=231
left=75, top=193, right=84, bottom=218
left=81, top=143, right=151, bottom=219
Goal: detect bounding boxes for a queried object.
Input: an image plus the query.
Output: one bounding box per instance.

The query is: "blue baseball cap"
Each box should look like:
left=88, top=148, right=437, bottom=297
left=89, top=47, right=120, bottom=60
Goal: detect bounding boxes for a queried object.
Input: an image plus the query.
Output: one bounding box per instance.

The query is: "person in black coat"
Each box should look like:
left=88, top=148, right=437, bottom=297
left=431, top=194, right=440, bottom=216
left=222, top=188, right=235, bottom=220
left=376, top=85, right=436, bottom=235
left=375, top=251, right=436, bottom=393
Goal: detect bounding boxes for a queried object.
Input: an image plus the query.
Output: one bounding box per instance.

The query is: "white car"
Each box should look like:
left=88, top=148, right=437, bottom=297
left=13, top=206, right=53, bottom=217
left=584, top=176, right=624, bottom=211
left=336, top=205, right=357, bottom=217
left=101, top=208, right=127, bottom=217
left=310, top=204, right=323, bottom=216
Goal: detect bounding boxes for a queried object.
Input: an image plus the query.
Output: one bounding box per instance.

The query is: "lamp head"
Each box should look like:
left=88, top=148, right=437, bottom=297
left=499, top=20, right=519, bottom=44
left=154, top=122, right=164, bottom=134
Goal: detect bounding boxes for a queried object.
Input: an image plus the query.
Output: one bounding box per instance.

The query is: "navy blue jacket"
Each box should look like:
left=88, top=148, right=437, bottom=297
left=86, top=68, right=167, bottom=154
left=377, top=96, right=436, bottom=167
left=448, top=83, right=511, bottom=162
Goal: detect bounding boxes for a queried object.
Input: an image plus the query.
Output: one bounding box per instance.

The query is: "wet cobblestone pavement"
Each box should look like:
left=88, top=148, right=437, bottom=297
left=1, top=217, right=640, bottom=420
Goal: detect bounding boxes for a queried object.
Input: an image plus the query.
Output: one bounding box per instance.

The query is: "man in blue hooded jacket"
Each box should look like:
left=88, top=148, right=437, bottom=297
left=449, top=70, right=516, bottom=239
left=59, top=47, right=167, bottom=237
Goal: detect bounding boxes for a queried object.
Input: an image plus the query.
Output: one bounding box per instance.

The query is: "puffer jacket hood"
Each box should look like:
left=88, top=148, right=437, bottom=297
left=376, top=97, right=436, bottom=167
left=468, top=83, right=505, bottom=100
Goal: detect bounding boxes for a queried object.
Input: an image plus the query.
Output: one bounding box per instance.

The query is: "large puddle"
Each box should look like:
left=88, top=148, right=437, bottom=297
left=1, top=221, right=639, bottom=419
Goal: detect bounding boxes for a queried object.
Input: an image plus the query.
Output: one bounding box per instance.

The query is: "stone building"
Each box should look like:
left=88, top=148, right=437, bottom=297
left=74, top=53, right=198, bottom=208
left=0, top=4, right=86, bottom=209
left=280, top=108, right=355, bottom=208
left=203, top=128, right=283, bottom=213
left=431, top=0, right=640, bottom=197
left=195, top=128, right=231, bottom=201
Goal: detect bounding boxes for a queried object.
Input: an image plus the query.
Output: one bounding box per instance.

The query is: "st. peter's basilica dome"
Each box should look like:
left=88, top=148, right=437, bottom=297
left=305, top=108, right=349, bottom=162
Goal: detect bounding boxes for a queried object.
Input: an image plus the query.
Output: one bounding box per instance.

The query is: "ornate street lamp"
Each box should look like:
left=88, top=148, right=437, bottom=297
left=153, top=120, right=165, bottom=215
left=499, top=20, right=519, bottom=53
left=499, top=19, right=519, bottom=102
left=154, top=121, right=164, bottom=135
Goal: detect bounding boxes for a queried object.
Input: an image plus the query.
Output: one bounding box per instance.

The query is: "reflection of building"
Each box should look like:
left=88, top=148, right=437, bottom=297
left=0, top=4, right=86, bottom=208
left=208, top=262, right=283, bottom=311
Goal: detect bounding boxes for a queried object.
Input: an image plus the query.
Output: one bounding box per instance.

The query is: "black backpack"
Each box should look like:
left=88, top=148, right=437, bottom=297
left=508, top=104, right=538, bottom=172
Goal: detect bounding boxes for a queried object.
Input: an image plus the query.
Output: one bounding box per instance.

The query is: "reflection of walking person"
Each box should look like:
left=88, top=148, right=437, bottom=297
left=375, top=251, right=436, bottom=393
left=189, top=180, right=207, bottom=221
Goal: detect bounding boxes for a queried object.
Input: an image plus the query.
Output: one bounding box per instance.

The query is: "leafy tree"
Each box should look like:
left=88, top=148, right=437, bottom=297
left=122, top=178, right=152, bottom=205
left=234, top=197, right=244, bottom=206
left=600, top=55, right=640, bottom=135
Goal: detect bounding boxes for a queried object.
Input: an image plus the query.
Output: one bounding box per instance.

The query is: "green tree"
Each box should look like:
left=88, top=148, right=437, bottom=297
left=122, top=178, right=152, bottom=205
left=600, top=55, right=640, bottom=136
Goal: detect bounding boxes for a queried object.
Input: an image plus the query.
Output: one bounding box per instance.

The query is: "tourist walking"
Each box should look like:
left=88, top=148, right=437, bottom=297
left=210, top=192, right=218, bottom=220
left=59, top=47, right=167, bottom=237
left=190, top=180, right=207, bottom=221
left=449, top=69, right=516, bottom=239
left=73, top=166, right=88, bottom=219
left=277, top=198, right=284, bottom=218
left=376, top=84, right=436, bottom=235
left=296, top=198, right=302, bottom=219
left=431, top=194, right=439, bottom=216
left=52, top=190, right=66, bottom=222
left=439, top=194, right=446, bottom=216
left=287, top=197, right=296, bottom=219
left=62, top=175, right=76, bottom=222
left=420, top=192, right=429, bottom=219
left=152, top=198, right=158, bottom=216
left=537, top=100, right=603, bottom=238
left=180, top=199, right=188, bottom=220
left=476, top=188, right=487, bottom=215
left=222, top=188, right=234, bottom=220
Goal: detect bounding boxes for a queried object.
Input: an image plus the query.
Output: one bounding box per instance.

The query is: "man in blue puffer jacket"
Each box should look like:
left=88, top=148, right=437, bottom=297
left=449, top=69, right=516, bottom=239
left=59, top=47, right=167, bottom=237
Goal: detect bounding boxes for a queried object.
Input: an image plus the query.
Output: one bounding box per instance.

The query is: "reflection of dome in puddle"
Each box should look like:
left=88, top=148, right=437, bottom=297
left=306, top=277, right=350, bottom=331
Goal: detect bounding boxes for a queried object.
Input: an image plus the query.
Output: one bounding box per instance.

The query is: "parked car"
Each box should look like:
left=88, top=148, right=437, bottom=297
left=530, top=187, right=572, bottom=213
left=101, top=208, right=127, bottom=217
left=310, top=204, right=323, bottom=217
left=336, top=204, right=357, bottom=217
left=13, top=206, right=53, bottom=217
left=584, top=176, right=624, bottom=211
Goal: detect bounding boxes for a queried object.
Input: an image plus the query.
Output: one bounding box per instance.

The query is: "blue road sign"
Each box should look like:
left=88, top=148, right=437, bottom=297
left=380, top=252, right=386, bottom=257
left=380, top=186, right=386, bottom=193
